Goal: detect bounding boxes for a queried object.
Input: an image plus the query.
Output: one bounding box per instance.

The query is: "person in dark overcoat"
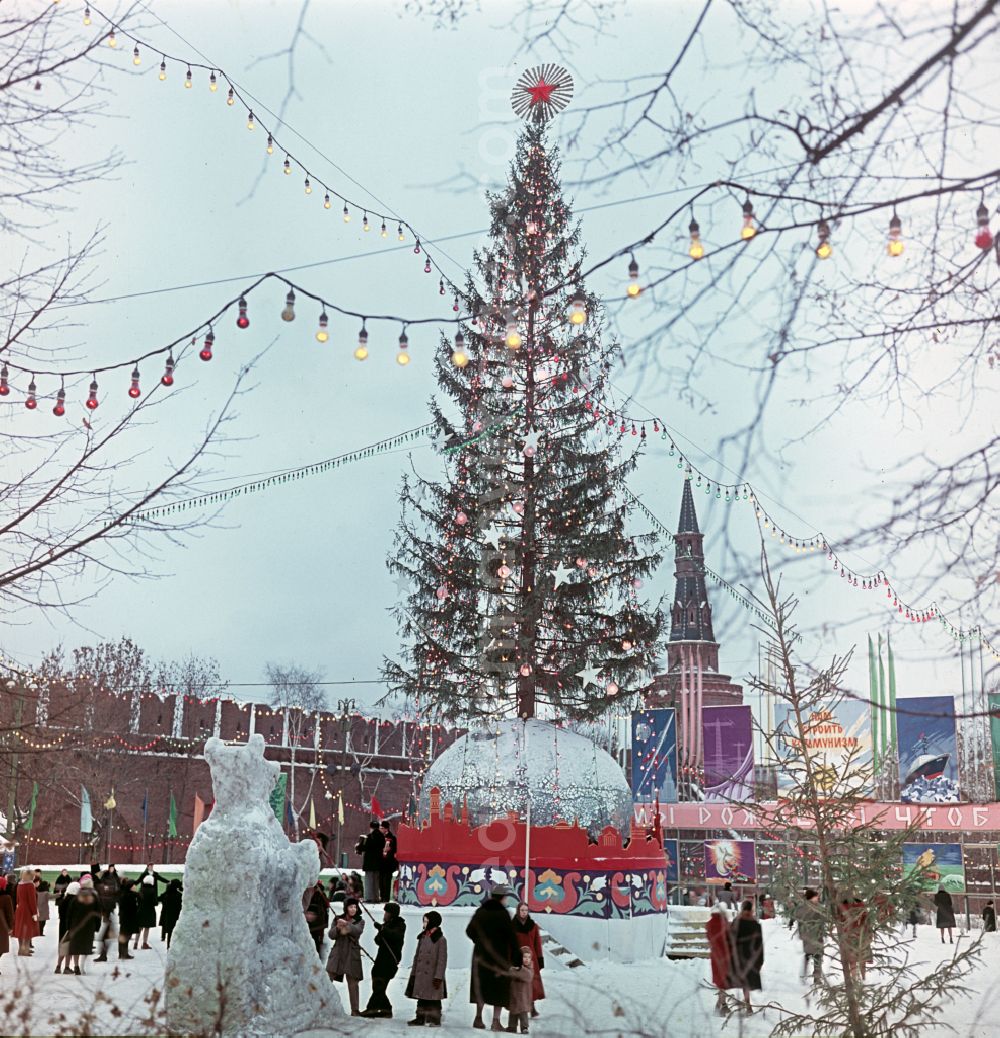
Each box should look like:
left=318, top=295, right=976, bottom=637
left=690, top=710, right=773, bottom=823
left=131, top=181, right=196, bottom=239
left=134, top=874, right=157, bottom=949
left=405, top=909, right=448, bottom=1026
left=35, top=878, right=51, bottom=936
left=158, top=879, right=183, bottom=949
left=706, top=903, right=737, bottom=1014
left=983, top=900, right=996, bottom=933
left=326, top=896, right=365, bottom=1016
left=53, top=869, right=71, bottom=899
left=64, top=883, right=102, bottom=974
left=0, top=876, right=15, bottom=971
left=793, top=889, right=825, bottom=984
left=934, top=887, right=956, bottom=944
left=379, top=822, right=398, bottom=903
left=54, top=880, right=78, bottom=974
left=13, top=867, right=39, bottom=955
left=357, top=821, right=385, bottom=902
left=304, top=880, right=330, bottom=956
left=115, top=879, right=138, bottom=960
left=360, top=901, right=406, bottom=1018
left=730, top=900, right=764, bottom=1012
left=467, top=886, right=520, bottom=1030
left=511, top=902, right=545, bottom=1018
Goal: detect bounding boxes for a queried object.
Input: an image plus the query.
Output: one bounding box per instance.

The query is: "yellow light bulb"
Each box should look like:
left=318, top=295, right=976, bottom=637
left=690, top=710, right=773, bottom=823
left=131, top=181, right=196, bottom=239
left=505, top=327, right=522, bottom=350
left=266, top=135, right=274, bottom=155
left=132, top=47, right=141, bottom=66
left=83, top=9, right=91, bottom=25
left=381, top=223, right=388, bottom=238
left=185, top=69, right=193, bottom=89
left=888, top=239, right=904, bottom=257
left=316, top=329, right=329, bottom=343
left=209, top=72, right=218, bottom=92
left=452, top=350, right=469, bottom=368
left=568, top=308, right=586, bottom=326
left=226, top=87, right=235, bottom=106
left=323, top=194, right=331, bottom=209
left=397, top=350, right=411, bottom=366
left=816, top=241, right=832, bottom=260
left=354, top=345, right=369, bottom=361
left=626, top=280, right=642, bottom=297
left=304, top=178, right=312, bottom=195
left=343, top=207, right=351, bottom=223
left=158, top=62, right=166, bottom=81
left=108, top=31, right=117, bottom=48
left=741, top=223, right=757, bottom=240
left=247, top=114, right=255, bottom=131
left=688, top=240, right=704, bottom=260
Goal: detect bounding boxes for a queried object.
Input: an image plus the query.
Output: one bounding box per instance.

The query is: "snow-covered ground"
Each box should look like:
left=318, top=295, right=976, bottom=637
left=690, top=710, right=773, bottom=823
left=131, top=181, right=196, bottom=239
left=4, top=906, right=999, bottom=1036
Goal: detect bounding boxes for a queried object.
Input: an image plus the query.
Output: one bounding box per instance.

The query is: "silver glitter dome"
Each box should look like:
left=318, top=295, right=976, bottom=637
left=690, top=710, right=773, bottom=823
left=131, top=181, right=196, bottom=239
left=418, top=718, right=633, bottom=839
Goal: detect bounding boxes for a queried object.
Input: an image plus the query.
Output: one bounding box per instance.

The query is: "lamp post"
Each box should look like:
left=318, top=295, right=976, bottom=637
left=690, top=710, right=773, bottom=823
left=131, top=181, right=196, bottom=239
left=334, top=698, right=356, bottom=868
left=104, top=790, right=117, bottom=862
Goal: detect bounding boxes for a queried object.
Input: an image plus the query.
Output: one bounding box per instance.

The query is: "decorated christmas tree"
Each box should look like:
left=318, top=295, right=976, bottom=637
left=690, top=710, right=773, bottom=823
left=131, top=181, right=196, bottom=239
left=384, top=115, right=666, bottom=724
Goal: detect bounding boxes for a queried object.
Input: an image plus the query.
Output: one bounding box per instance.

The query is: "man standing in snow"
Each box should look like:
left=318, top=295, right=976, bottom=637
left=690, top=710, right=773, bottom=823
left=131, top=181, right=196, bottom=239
left=356, top=821, right=384, bottom=903
left=716, top=882, right=737, bottom=910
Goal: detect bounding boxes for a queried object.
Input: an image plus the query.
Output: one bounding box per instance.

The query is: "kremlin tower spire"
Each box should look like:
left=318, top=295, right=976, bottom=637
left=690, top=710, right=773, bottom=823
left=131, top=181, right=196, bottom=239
left=647, top=479, right=743, bottom=768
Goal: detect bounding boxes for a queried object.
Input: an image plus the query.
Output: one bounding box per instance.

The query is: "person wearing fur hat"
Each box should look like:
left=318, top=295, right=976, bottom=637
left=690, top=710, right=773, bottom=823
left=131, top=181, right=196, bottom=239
left=64, top=881, right=101, bottom=975
left=511, top=902, right=545, bottom=1019
left=361, top=901, right=406, bottom=1019
left=467, top=885, right=520, bottom=1031
left=326, top=897, right=365, bottom=1016
left=133, top=874, right=157, bottom=950
left=0, top=876, right=15, bottom=973
left=405, top=909, right=448, bottom=1027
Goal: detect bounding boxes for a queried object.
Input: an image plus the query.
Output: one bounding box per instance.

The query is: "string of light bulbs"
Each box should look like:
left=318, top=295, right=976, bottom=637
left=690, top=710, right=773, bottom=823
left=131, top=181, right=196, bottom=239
left=0, top=271, right=472, bottom=411
left=78, top=2, right=469, bottom=304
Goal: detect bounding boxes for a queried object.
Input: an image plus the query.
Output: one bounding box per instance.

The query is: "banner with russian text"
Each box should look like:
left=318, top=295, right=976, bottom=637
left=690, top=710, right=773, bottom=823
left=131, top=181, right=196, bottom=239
left=774, top=700, right=872, bottom=796
left=896, top=696, right=959, bottom=803
left=631, top=708, right=678, bottom=803
left=704, top=839, right=756, bottom=884
left=702, top=705, right=754, bottom=802
left=902, top=841, right=965, bottom=893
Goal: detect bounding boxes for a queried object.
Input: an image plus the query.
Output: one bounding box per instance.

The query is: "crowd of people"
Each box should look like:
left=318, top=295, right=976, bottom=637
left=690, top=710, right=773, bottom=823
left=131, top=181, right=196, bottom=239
left=0, top=863, right=183, bottom=975
left=308, top=878, right=543, bottom=1031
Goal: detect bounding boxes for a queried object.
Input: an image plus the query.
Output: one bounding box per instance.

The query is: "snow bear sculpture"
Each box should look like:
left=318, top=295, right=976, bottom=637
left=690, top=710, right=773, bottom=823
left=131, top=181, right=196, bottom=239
left=165, top=734, right=341, bottom=1036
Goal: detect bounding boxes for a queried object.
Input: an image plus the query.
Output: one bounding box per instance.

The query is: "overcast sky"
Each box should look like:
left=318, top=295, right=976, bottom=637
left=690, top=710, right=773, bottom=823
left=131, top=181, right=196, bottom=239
left=5, top=0, right=995, bottom=714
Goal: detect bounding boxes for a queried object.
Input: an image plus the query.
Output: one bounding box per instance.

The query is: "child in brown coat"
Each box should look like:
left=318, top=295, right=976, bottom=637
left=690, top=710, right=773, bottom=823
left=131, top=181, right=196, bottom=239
left=507, top=946, right=534, bottom=1033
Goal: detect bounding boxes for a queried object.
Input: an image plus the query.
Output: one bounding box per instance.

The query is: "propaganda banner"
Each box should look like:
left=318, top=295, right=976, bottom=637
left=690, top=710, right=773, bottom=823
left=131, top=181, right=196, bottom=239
left=902, top=841, right=966, bottom=893
left=702, top=705, right=754, bottom=802
left=774, top=699, right=872, bottom=796
left=896, top=696, right=959, bottom=803
left=631, top=708, right=678, bottom=803
left=704, top=839, right=756, bottom=884
left=663, top=838, right=680, bottom=884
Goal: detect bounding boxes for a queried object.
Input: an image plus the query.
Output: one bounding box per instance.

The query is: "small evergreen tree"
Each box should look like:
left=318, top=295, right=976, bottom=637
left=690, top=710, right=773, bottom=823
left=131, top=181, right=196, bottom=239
left=384, top=123, right=666, bottom=722
left=750, top=549, right=980, bottom=1038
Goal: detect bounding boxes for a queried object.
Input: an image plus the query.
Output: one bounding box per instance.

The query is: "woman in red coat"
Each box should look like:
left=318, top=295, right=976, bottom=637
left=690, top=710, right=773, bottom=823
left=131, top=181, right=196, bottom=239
left=706, top=903, right=736, bottom=1015
left=512, top=902, right=545, bottom=1018
left=13, top=867, right=40, bottom=956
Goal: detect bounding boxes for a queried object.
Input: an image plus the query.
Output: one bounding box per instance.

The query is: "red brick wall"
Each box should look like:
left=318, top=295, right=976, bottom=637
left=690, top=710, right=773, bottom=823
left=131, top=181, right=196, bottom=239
left=2, top=683, right=463, bottom=866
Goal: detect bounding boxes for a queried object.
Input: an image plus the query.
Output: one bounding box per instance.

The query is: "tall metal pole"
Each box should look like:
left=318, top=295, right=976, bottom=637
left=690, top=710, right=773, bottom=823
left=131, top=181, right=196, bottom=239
left=523, top=723, right=532, bottom=903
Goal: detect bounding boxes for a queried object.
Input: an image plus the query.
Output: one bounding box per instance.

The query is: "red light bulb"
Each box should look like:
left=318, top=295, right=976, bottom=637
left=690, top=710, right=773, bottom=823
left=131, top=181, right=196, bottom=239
left=424, top=257, right=432, bottom=274
left=25, top=378, right=37, bottom=409
left=52, top=387, right=66, bottom=416
left=86, top=379, right=99, bottom=410
left=128, top=366, right=141, bottom=399
left=975, top=202, right=993, bottom=250
left=0, top=364, right=9, bottom=395
left=200, top=329, right=214, bottom=361
left=161, top=353, right=175, bottom=387
left=236, top=296, right=250, bottom=329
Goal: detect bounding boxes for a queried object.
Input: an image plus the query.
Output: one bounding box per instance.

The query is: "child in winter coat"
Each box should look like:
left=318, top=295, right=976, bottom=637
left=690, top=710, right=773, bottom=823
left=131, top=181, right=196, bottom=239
left=326, top=897, right=365, bottom=1016
left=507, top=946, right=535, bottom=1033
left=405, top=910, right=448, bottom=1027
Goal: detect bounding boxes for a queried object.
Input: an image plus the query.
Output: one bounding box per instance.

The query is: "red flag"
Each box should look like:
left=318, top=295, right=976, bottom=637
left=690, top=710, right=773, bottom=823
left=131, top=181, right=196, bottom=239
left=370, top=795, right=384, bottom=820
left=193, top=793, right=206, bottom=834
